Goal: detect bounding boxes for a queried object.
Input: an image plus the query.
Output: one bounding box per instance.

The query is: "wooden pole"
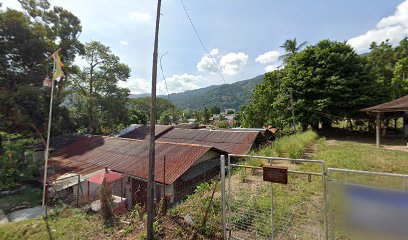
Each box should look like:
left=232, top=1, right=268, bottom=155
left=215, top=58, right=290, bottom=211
left=376, top=113, right=381, bottom=147
left=147, top=0, right=162, bottom=239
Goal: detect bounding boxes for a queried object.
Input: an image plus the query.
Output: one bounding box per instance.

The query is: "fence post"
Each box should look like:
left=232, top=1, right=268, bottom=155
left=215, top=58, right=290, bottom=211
left=269, top=158, right=274, bottom=240
left=322, top=162, right=328, bottom=240
left=76, top=174, right=80, bottom=206
left=227, top=154, right=232, bottom=238
left=221, top=155, right=226, bottom=240
left=328, top=169, right=335, bottom=240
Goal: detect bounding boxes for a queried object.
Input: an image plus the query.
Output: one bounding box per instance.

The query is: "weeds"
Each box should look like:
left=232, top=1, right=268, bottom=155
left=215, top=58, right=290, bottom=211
left=255, top=130, right=318, bottom=159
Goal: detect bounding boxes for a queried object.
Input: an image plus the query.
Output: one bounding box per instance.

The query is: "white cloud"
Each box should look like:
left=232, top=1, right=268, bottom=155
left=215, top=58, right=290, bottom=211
left=219, top=52, right=248, bottom=75
left=348, top=0, right=408, bottom=52
left=209, top=48, right=219, bottom=55
left=120, top=40, right=129, bottom=46
left=197, top=48, right=219, bottom=73
left=129, top=11, right=152, bottom=22
left=265, top=65, right=279, bottom=72
left=255, top=51, right=280, bottom=64
left=197, top=49, right=248, bottom=75
left=120, top=74, right=202, bottom=94
left=119, top=78, right=151, bottom=94
left=158, top=74, right=202, bottom=94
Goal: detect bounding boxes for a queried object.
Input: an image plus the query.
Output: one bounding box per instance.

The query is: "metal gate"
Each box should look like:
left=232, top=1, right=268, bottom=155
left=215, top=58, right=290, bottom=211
left=221, top=154, right=328, bottom=240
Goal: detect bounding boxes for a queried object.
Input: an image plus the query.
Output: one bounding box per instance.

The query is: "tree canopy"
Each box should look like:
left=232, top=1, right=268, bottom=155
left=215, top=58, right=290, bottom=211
left=241, top=39, right=406, bottom=130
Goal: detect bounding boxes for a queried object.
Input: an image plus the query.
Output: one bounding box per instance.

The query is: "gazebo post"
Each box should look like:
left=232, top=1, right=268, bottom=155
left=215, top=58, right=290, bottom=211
left=376, top=113, right=381, bottom=147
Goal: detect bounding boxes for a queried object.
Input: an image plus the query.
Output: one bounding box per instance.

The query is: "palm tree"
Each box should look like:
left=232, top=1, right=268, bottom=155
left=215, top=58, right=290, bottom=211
left=279, top=38, right=307, bottom=64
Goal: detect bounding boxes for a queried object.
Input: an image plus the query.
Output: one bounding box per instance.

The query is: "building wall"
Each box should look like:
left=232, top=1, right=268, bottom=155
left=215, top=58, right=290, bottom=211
left=172, top=154, right=221, bottom=203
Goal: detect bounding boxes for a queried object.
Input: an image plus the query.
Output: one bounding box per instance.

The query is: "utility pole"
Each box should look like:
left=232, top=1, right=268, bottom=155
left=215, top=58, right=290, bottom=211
left=147, top=0, right=162, bottom=239
left=290, top=88, right=296, bottom=134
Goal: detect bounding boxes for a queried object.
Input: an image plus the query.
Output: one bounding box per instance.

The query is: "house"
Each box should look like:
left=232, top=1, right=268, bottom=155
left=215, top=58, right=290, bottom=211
left=157, top=128, right=267, bottom=155
left=46, top=135, right=226, bottom=206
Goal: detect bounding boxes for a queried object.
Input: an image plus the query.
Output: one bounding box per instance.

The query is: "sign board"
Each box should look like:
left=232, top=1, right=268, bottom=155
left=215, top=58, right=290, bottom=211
left=263, top=165, right=288, bottom=184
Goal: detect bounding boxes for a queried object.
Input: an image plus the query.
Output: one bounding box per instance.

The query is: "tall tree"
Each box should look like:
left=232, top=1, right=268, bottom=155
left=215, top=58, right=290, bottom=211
left=241, top=70, right=283, bottom=128
left=243, top=40, right=379, bottom=130
left=0, top=1, right=82, bottom=137
left=366, top=40, right=396, bottom=101
left=392, top=38, right=408, bottom=98
left=69, top=41, right=130, bottom=134
left=279, top=38, right=307, bottom=64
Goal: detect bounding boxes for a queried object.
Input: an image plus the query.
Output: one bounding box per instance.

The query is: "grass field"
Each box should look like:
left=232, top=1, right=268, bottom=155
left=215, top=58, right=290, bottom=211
left=0, top=209, right=105, bottom=240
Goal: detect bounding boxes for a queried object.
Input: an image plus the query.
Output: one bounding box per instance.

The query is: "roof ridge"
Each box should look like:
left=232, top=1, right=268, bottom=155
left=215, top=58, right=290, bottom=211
left=101, top=135, right=217, bottom=149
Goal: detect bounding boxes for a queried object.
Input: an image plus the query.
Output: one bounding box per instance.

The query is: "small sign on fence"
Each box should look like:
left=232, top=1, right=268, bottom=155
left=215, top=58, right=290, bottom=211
left=262, top=165, right=288, bottom=184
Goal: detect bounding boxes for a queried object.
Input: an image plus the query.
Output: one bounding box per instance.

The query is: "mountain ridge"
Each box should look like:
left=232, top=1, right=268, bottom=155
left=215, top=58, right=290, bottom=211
left=129, top=74, right=264, bottom=111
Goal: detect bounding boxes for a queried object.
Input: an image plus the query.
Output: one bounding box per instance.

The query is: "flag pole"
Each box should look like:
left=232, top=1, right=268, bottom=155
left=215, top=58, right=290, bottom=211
left=147, top=0, right=162, bottom=239
left=42, top=53, right=57, bottom=216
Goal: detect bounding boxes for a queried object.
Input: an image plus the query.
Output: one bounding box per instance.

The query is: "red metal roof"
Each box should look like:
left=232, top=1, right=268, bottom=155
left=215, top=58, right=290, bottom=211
left=157, top=129, right=264, bottom=155
left=361, top=95, right=408, bottom=113
left=119, top=125, right=174, bottom=140
left=48, top=136, right=222, bottom=185
left=86, top=168, right=124, bottom=184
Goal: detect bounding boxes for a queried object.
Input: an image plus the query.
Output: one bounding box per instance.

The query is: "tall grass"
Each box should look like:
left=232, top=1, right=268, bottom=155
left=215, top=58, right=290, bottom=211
left=246, top=131, right=318, bottom=166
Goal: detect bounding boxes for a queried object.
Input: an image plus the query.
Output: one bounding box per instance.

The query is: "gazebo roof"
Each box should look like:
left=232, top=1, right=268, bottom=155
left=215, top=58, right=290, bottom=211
left=360, top=95, right=408, bottom=113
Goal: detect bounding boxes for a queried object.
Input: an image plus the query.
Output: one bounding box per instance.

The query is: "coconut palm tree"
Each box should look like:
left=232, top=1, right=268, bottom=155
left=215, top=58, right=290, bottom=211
left=279, top=38, right=307, bottom=64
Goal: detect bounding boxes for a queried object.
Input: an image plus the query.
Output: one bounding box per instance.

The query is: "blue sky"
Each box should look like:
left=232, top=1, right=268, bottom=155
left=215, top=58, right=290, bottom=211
left=2, top=0, right=408, bottom=94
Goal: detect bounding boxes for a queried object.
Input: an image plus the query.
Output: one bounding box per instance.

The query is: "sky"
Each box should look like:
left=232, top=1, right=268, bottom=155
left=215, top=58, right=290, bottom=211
left=2, top=0, right=408, bottom=95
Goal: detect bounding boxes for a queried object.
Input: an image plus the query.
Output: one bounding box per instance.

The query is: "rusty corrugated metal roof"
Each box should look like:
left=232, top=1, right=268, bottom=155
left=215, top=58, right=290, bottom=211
left=361, top=95, right=408, bottom=113
left=118, top=124, right=174, bottom=140
left=158, top=129, right=264, bottom=155
left=48, top=136, right=223, bottom=185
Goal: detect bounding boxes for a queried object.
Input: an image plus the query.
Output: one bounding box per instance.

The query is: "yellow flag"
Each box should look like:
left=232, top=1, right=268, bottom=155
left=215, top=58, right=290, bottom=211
left=52, top=51, right=64, bottom=80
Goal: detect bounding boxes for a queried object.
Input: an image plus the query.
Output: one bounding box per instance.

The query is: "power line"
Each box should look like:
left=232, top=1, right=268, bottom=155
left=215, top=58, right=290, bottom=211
left=179, top=0, right=226, bottom=84
left=159, top=51, right=171, bottom=103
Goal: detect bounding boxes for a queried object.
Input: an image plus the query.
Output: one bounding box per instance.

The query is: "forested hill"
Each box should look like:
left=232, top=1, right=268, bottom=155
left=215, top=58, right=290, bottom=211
left=130, top=75, right=264, bottom=111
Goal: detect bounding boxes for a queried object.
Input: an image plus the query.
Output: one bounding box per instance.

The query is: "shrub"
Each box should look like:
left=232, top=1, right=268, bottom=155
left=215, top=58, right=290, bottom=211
left=261, top=131, right=318, bottom=159
left=100, top=179, right=114, bottom=226
left=0, top=132, right=40, bottom=190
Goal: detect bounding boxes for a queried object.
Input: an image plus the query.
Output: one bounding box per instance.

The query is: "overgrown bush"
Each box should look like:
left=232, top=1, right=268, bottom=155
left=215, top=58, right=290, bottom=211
left=0, top=132, right=40, bottom=190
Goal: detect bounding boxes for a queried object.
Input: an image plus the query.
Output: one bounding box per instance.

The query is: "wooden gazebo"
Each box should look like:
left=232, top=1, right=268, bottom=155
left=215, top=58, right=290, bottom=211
left=361, top=95, right=408, bottom=147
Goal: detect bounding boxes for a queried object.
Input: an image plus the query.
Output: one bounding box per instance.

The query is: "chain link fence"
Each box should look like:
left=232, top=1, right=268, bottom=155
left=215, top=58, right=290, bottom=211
left=223, top=154, right=328, bottom=240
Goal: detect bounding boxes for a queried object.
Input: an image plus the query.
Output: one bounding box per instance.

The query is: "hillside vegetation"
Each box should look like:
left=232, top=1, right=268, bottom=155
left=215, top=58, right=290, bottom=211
left=146, top=75, right=264, bottom=111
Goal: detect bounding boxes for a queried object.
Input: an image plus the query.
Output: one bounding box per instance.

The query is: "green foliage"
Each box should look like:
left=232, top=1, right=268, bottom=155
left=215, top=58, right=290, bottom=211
left=279, top=38, right=307, bottom=64
left=242, top=40, right=380, bottom=130
left=0, top=209, right=103, bottom=240
left=0, top=0, right=82, bottom=137
left=210, top=106, right=221, bottom=114
left=254, top=131, right=318, bottom=159
left=139, top=220, right=162, bottom=240
left=241, top=70, right=283, bottom=128
left=69, top=41, right=131, bottom=134
left=128, top=97, right=179, bottom=125
left=0, top=132, right=40, bottom=190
